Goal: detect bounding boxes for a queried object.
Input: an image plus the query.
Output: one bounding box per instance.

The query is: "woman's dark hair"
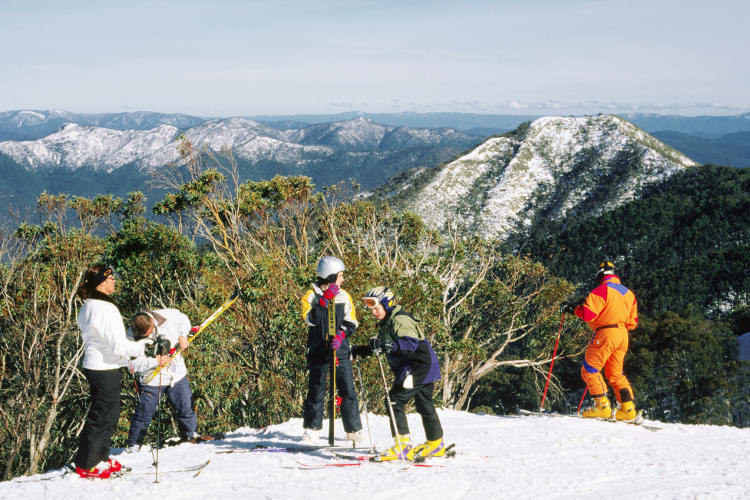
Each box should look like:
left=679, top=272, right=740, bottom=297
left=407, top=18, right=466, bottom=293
left=77, top=264, right=115, bottom=302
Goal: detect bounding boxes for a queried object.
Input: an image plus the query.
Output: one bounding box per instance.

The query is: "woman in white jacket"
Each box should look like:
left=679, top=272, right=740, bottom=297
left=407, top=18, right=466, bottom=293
left=74, top=264, right=159, bottom=479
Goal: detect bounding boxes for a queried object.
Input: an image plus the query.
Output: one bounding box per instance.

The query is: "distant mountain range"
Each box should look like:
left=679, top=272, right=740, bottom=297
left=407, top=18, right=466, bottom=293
left=0, top=116, right=481, bottom=214
left=0, top=110, right=206, bottom=141
left=619, top=112, right=750, bottom=138
left=650, top=130, right=750, bottom=168
left=375, top=115, right=697, bottom=241
left=4, top=109, right=750, bottom=139
left=1, top=109, right=748, bottom=167
left=251, top=111, right=750, bottom=139
left=0, top=117, right=477, bottom=172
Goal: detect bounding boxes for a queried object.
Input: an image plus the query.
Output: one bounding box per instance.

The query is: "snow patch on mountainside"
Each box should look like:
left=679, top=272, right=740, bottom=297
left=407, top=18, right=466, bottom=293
left=411, top=137, right=513, bottom=229
left=395, top=115, right=697, bottom=240
left=0, top=124, right=180, bottom=172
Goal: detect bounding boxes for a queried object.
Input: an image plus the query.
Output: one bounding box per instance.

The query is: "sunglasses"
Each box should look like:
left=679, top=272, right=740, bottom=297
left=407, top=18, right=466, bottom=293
left=361, top=296, right=379, bottom=308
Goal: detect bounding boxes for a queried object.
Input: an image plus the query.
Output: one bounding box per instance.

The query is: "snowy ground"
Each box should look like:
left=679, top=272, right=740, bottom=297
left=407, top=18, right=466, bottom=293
left=2, top=409, right=748, bottom=499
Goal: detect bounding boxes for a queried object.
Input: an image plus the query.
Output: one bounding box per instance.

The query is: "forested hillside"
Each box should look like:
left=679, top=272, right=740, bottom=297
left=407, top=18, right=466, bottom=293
left=511, top=164, right=750, bottom=317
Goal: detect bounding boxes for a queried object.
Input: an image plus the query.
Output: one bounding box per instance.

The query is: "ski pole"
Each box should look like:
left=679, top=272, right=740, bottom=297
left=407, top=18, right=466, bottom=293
left=376, top=354, right=406, bottom=466
left=127, top=362, right=139, bottom=394
left=327, top=298, right=337, bottom=447
left=576, top=387, right=588, bottom=414
left=154, top=369, right=162, bottom=483
left=354, top=357, right=375, bottom=452
left=143, top=288, right=239, bottom=384
left=539, top=312, right=565, bottom=411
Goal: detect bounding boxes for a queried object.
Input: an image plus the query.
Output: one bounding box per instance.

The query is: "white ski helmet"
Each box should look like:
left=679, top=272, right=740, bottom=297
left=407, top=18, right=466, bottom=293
left=362, top=285, right=396, bottom=312
left=316, top=256, right=345, bottom=282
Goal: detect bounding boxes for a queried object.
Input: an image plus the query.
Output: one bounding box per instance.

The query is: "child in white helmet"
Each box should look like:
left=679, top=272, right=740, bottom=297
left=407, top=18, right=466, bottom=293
left=300, top=256, right=364, bottom=443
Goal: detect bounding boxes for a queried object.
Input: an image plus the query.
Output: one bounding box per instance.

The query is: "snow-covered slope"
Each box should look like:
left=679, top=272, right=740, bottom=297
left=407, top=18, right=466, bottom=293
left=385, top=115, right=697, bottom=240
left=0, top=117, right=478, bottom=173
left=2, top=410, right=748, bottom=499
left=0, top=123, right=180, bottom=172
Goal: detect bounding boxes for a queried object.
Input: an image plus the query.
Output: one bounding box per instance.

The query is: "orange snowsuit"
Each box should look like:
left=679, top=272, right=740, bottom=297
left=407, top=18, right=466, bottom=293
left=574, top=275, right=638, bottom=402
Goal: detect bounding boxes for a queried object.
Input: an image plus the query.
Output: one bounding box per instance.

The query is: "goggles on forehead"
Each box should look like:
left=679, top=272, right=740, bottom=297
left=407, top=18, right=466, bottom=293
left=362, top=296, right=379, bottom=308
left=92, top=267, right=115, bottom=287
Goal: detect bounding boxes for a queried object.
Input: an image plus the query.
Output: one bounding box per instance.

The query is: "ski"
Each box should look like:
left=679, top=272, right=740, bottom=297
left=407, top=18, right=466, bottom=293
left=13, top=460, right=211, bottom=482
left=162, top=432, right=225, bottom=448
left=143, top=288, right=240, bottom=384
left=115, top=459, right=211, bottom=476
left=332, top=443, right=456, bottom=464
left=11, top=469, right=73, bottom=483
left=297, top=458, right=446, bottom=469
left=519, top=409, right=662, bottom=432
left=413, top=443, right=456, bottom=463
left=595, top=412, right=662, bottom=432
left=368, top=459, right=446, bottom=468
left=214, top=444, right=360, bottom=454
left=295, top=460, right=361, bottom=469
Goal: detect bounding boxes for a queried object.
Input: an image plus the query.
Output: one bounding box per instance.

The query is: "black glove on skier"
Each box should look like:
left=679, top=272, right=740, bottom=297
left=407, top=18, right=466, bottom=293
left=145, top=336, right=172, bottom=358
left=351, top=344, right=373, bottom=360
left=369, top=336, right=394, bottom=355
left=561, top=301, right=577, bottom=315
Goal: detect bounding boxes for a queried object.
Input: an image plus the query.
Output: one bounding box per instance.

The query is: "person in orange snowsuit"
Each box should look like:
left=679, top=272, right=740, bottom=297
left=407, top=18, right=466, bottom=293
left=563, top=262, right=638, bottom=420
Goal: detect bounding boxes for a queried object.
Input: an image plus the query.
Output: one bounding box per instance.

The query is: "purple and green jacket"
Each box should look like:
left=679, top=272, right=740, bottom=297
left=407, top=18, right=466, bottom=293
left=378, top=305, right=441, bottom=386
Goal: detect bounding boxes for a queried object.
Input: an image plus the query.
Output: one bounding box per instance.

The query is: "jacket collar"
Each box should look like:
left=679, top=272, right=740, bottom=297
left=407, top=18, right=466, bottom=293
left=381, top=304, right=402, bottom=324
left=600, top=274, right=621, bottom=285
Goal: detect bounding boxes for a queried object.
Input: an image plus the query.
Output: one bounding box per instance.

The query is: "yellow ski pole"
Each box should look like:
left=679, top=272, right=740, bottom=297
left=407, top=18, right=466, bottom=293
left=328, top=296, right=337, bottom=447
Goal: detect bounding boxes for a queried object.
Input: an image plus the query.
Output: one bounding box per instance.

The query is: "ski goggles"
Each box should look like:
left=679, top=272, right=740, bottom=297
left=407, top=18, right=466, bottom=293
left=361, top=296, right=380, bottom=308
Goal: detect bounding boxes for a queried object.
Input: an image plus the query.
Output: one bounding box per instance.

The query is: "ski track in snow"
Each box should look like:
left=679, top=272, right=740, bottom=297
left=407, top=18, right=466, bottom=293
left=1, top=410, right=748, bottom=499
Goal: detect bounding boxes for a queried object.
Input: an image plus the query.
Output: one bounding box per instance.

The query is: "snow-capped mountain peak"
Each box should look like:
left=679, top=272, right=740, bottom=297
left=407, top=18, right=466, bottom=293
left=384, top=114, right=698, bottom=240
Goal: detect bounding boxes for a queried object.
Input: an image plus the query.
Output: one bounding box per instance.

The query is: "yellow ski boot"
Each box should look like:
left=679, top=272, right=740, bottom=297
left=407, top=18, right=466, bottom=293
left=407, top=438, right=445, bottom=460
left=615, top=400, right=637, bottom=421
left=375, top=434, right=411, bottom=462
left=581, top=396, right=612, bottom=418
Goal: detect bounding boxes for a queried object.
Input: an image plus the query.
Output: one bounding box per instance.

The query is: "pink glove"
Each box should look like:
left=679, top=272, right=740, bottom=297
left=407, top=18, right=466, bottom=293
left=330, top=330, right=345, bottom=350
left=318, top=283, right=340, bottom=307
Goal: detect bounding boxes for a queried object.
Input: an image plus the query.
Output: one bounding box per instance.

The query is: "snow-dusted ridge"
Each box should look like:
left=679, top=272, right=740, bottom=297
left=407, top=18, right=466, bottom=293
left=388, top=114, right=698, bottom=240
left=0, top=117, right=478, bottom=173
left=0, top=110, right=208, bottom=141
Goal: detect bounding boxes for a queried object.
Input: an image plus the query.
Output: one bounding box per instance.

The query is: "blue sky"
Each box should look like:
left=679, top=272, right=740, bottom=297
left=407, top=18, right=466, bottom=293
left=1, top=0, right=747, bottom=117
